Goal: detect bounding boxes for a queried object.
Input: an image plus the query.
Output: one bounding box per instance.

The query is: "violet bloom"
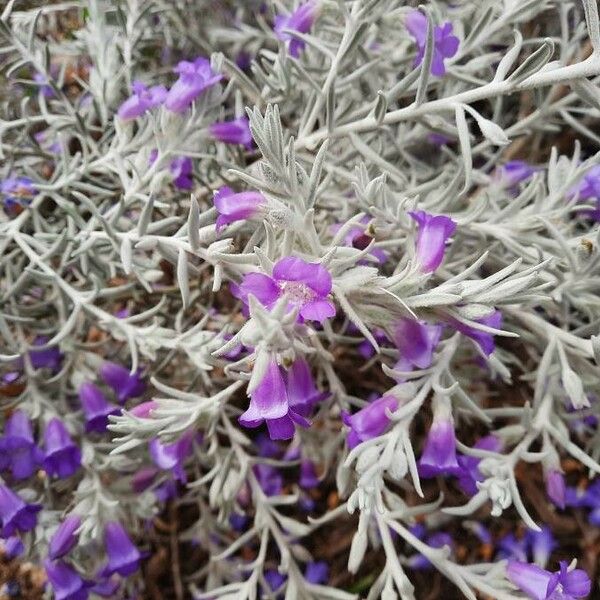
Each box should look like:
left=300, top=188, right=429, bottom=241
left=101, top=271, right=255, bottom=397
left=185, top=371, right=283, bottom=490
left=209, top=117, right=253, bottom=149
left=26, top=336, right=63, bottom=371
left=496, top=160, right=537, bottom=188
left=456, top=434, right=503, bottom=496
left=506, top=560, right=591, bottom=600
left=231, top=256, right=336, bottom=323
left=1, top=176, right=36, bottom=216
left=409, top=210, right=457, bottom=273
left=0, top=410, right=41, bottom=479
left=254, top=463, right=283, bottom=496
left=0, top=484, right=41, bottom=536
left=44, top=560, right=90, bottom=600
left=213, top=186, right=266, bottom=232
left=299, top=460, right=319, bottom=489
left=117, top=81, right=167, bottom=120
left=408, top=532, right=454, bottom=570
left=393, top=318, right=442, bottom=373
left=418, top=409, right=461, bottom=478
left=357, top=329, right=389, bottom=360
left=497, top=533, right=528, bottom=562
left=305, top=561, right=328, bottom=584
left=405, top=10, right=459, bottom=77
left=79, top=382, right=120, bottom=433
left=453, top=309, right=503, bottom=356
left=170, top=156, right=193, bottom=190
left=526, top=527, right=557, bottom=569
left=100, top=362, right=146, bottom=404
left=240, top=358, right=306, bottom=440
left=545, top=469, right=566, bottom=509
left=569, top=480, right=600, bottom=525
left=274, top=1, right=319, bottom=58
left=33, top=72, right=55, bottom=98
left=571, top=165, right=600, bottom=221
left=342, top=395, right=398, bottom=449
left=265, top=569, right=287, bottom=593
left=43, top=418, right=81, bottom=479
left=331, top=216, right=388, bottom=265
left=164, top=57, right=222, bottom=113
left=102, top=522, right=141, bottom=577
left=149, top=430, right=194, bottom=483
left=49, top=514, right=81, bottom=560
left=2, top=536, right=24, bottom=559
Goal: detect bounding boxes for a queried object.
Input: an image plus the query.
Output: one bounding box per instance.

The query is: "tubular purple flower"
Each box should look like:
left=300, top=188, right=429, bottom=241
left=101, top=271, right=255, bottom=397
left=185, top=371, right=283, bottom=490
left=453, top=309, right=502, bottom=356
left=457, top=434, right=503, bottom=496
left=149, top=430, right=194, bottom=483
left=78, top=382, right=120, bottom=433
left=254, top=463, right=283, bottom=496
left=0, top=484, right=41, bottom=536
left=209, top=117, right=253, bottom=149
left=299, top=460, right=319, bottom=489
left=2, top=535, right=24, bottom=559
left=405, top=10, right=459, bottom=76
left=213, top=186, right=266, bottom=232
left=231, top=256, right=336, bottom=323
left=117, top=81, right=167, bottom=120
left=0, top=410, right=41, bottom=479
left=419, top=400, right=461, bottom=478
left=393, top=318, right=442, bottom=371
left=526, top=527, right=557, bottom=569
left=49, top=515, right=81, bottom=560
left=409, top=210, right=457, bottom=273
left=99, top=362, right=146, bottom=404
left=26, top=336, right=63, bottom=372
left=495, top=161, right=537, bottom=188
left=330, top=216, right=387, bottom=265
left=342, top=395, right=398, bottom=449
left=44, top=559, right=90, bottom=600
left=43, top=418, right=81, bottom=479
left=102, top=521, right=141, bottom=577
left=545, top=469, right=566, bottom=509
left=274, top=1, right=320, bottom=57
left=164, top=57, right=222, bottom=113
left=305, top=561, right=328, bottom=584
left=506, top=560, right=591, bottom=600
left=170, top=156, right=193, bottom=190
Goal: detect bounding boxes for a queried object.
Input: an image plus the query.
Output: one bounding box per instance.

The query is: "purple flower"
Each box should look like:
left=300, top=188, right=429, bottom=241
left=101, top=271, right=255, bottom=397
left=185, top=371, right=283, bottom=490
left=240, top=358, right=307, bottom=440
left=1, top=176, right=37, bottom=215
left=305, top=561, right=328, bottom=584
left=100, top=362, right=146, bottom=404
left=418, top=408, right=461, bottom=478
left=330, top=216, right=388, bottom=265
left=342, top=395, right=398, bottom=449
left=231, top=256, right=335, bottom=323
left=496, top=161, right=537, bottom=188
left=0, top=410, right=41, bottom=479
left=254, top=463, right=283, bottom=496
left=213, top=186, right=266, bottom=232
left=0, top=484, right=41, bottom=536
left=526, top=527, right=557, bottom=569
left=568, top=480, right=600, bottom=525
left=408, top=532, right=454, bottom=570
left=571, top=165, right=600, bottom=221
left=78, top=382, right=120, bottom=433
left=409, top=210, right=456, bottom=273
left=453, top=309, right=502, bottom=356
left=456, top=434, right=503, bottom=496
left=405, top=10, right=459, bottom=77
left=102, top=522, right=141, bottom=577
left=44, top=560, right=90, bottom=600
left=49, top=515, right=81, bottom=560
left=90, top=577, right=120, bottom=598
left=545, top=469, right=566, bottom=509
left=357, top=328, right=389, bottom=360
left=498, top=533, right=528, bottom=562
left=209, top=117, right=253, bottom=149
left=274, top=1, right=319, bottom=57
left=506, top=560, right=591, bottom=600
left=2, top=536, right=23, bottom=559
left=393, top=318, right=442, bottom=373
left=117, top=81, right=167, bottom=120
left=42, top=418, right=81, bottom=479
left=255, top=432, right=282, bottom=459
left=33, top=72, right=55, bottom=98
left=149, top=430, right=194, bottom=483
left=164, top=57, right=222, bottom=113
left=427, top=132, right=451, bottom=146
left=24, top=336, right=63, bottom=372
left=299, top=460, right=319, bottom=489
left=149, top=150, right=194, bottom=190
left=170, top=156, right=194, bottom=190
